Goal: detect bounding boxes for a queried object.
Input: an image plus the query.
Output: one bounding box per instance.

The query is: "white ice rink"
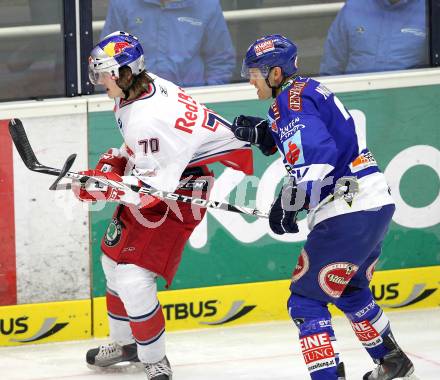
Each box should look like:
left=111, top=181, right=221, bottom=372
left=1, top=308, right=439, bottom=380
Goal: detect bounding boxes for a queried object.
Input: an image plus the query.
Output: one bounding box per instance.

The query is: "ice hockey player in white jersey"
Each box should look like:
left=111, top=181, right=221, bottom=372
left=74, top=31, right=253, bottom=380
left=231, top=34, right=418, bottom=380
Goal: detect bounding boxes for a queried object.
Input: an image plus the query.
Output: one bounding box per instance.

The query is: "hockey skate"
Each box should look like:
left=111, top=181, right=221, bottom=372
left=86, top=342, right=140, bottom=370
left=363, top=335, right=418, bottom=380
left=144, top=356, right=172, bottom=380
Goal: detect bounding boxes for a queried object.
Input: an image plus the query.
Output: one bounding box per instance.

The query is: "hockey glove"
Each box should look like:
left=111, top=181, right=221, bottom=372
left=269, top=179, right=306, bottom=235
left=72, top=170, right=127, bottom=203
left=72, top=170, right=158, bottom=208
left=95, top=148, right=128, bottom=175
left=232, top=115, right=277, bottom=156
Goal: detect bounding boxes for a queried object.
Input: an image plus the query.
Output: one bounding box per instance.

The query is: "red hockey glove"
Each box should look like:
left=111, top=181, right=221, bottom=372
left=72, top=170, right=125, bottom=203
left=72, top=148, right=129, bottom=203
left=96, top=148, right=128, bottom=175
left=72, top=170, right=160, bottom=208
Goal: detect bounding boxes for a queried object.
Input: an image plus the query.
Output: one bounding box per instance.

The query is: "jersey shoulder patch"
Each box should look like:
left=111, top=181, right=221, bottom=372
left=287, top=81, right=308, bottom=112
left=277, top=80, right=316, bottom=117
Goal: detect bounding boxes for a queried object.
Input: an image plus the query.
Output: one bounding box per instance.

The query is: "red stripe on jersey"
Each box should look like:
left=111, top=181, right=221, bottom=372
left=106, top=291, right=128, bottom=318
left=130, top=305, right=165, bottom=342
left=119, top=84, right=155, bottom=108
left=0, top=119, right=17, bottom=305
left=190, top=148, right=254, bottom=175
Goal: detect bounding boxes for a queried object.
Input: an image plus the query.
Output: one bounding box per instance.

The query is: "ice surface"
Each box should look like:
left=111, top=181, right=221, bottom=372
left=0, top=308, right=439, bottom=380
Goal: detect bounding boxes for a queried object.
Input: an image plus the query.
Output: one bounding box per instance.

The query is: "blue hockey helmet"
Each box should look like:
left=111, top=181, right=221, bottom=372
left=241, top=34, right=298, bottom=80
left=88, top=31, right=145, bottom=85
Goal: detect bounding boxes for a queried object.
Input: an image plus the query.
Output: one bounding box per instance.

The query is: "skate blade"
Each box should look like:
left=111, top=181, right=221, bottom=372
left=87, top=361, right=143, bottom=373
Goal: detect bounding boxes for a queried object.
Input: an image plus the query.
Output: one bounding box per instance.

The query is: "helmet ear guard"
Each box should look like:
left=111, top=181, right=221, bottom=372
left=88, top=31, right=145, bottom=85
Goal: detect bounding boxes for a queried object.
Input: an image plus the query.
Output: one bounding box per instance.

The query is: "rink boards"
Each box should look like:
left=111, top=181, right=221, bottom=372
left=1, top=265, right=439, bottom=346
left=0, top=70, right=439, bottom=348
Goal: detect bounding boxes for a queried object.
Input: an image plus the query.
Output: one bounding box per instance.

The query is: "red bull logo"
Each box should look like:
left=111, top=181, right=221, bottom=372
left=103, top=41, right=132, bottom=57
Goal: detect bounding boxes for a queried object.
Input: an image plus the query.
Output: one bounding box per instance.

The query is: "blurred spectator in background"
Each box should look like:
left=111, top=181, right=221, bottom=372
left=221, top=0, right=263, bottom=82
left=101, top=0, right=235, bottom=87
left=320, top=0, right=428, bottom=76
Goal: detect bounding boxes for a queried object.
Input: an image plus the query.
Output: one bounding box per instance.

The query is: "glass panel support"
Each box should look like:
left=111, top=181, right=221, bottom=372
left=63, top=0, right=93, bottom=97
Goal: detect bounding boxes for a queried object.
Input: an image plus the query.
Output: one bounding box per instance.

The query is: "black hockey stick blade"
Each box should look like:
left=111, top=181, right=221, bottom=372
left=8, top=118, right=41, bottom=170
left=49, top=154, right=77, bottom=190
left=8, top=118, right=76, bottom=178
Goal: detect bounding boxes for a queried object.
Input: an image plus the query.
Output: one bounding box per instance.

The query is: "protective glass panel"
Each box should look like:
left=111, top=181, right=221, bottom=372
left=92, top=0, right=431, bottom=90
left=0, top=0, right=65, bottom=102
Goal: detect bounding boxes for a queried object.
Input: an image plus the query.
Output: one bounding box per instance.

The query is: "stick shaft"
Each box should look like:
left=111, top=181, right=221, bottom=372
left=8, top=118, right=269, bottom=219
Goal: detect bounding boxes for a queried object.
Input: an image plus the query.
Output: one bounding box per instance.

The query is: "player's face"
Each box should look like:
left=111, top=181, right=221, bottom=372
left=99, top=72, right=124, bottom=99
left=248, top=68, right=272, bottom=100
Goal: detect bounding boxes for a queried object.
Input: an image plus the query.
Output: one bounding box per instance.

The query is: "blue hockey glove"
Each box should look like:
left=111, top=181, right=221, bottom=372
left=269, top=179, right=305, bottom=235
left=232, top=115, right=277, bottom=156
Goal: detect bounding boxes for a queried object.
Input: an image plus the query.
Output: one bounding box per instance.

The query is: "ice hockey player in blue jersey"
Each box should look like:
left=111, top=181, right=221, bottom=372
left=231, top=34, right=418, bottom=380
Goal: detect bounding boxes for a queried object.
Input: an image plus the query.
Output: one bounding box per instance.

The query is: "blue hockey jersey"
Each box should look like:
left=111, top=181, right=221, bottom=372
left=267, top=76, right=394, bottom=227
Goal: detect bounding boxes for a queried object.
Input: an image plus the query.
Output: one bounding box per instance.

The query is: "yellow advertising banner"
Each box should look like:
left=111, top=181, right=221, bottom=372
left=0, top=300, right=91, bottom=346
left=1, top=266, right=438, bottom=344
left=93, top=266, right=440, bottom=337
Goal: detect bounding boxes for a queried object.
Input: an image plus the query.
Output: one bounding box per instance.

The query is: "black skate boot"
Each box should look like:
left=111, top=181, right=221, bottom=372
left=144, top=356, right=172, bottom=380
left=337, top=361, right=346, bottom=380
left=363, top=334, right=418, bottom=380
left=86, top=342, right=140, bottom=369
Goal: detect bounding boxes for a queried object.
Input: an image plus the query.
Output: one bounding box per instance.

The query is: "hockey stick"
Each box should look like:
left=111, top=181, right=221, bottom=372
left=8, top=118, right=269, bottom=219
left=51, top=179, right=208, bottom=192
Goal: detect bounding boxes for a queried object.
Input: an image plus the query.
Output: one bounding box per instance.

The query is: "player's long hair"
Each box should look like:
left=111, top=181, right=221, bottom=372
left=117, top=66, right=154, bottom=100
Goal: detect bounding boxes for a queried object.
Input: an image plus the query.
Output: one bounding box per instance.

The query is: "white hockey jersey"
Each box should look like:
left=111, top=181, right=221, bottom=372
left=113, top=74, right=253, bottom=192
